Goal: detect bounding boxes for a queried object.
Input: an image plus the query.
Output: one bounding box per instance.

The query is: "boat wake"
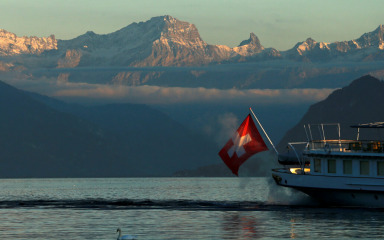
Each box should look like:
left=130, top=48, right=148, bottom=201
left=0, top=199, right=324, bottom=210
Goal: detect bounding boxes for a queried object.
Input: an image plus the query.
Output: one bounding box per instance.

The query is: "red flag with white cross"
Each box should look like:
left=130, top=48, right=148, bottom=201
left=218, top=114, right=268, bottom=176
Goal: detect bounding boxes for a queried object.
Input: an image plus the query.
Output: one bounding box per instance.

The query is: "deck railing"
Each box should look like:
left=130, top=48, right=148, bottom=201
left=308, top=140, right=384, bottom=153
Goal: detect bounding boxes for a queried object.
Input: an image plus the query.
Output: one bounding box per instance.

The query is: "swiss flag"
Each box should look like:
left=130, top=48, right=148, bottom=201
left=218, top=114, right=268, bottom=176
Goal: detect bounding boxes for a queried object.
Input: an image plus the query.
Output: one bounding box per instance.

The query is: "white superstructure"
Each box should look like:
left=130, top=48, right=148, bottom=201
left=272, top=122, right=384, bottom=207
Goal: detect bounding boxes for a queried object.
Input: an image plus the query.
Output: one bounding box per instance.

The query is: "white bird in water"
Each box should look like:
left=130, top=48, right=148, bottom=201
left=116, top=228, right=137, bottom=240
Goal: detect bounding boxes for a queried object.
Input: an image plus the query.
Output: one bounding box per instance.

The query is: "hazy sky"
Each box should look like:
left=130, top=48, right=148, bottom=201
left=1, top=0, right=384, bottom=50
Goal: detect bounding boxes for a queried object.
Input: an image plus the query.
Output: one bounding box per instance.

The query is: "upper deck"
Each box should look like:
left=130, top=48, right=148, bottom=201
left=289, top=122, right=384, bottom=159
left=304, top=139, right=384, bottom=158
left=279, top=122, right=384, bottom=176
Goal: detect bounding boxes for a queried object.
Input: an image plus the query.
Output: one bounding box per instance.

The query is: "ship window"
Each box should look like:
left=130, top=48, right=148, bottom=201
left=328, top=159, right=336, bottom=174
left=314, top=158, right=321, bottom=173
left=360, top=161, right=370, bottom=175
left=377, top=161, right=384, bottom=176
left=343, top=160, right=352, bottom=175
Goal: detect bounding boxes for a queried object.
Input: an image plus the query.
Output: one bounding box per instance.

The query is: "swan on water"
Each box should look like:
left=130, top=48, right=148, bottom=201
left=116, top=228, right=137, bottom=240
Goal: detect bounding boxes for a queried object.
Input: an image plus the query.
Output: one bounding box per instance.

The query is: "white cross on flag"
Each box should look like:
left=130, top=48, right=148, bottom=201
left=218, top=114, right=268, bottom=176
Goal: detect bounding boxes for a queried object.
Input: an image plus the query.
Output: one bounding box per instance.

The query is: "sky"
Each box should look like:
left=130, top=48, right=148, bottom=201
left=1, top=0, right=384, bottom=50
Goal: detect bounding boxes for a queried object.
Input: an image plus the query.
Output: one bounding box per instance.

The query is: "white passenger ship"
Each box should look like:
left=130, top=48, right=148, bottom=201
left=272, top=122, right=384, bottom=207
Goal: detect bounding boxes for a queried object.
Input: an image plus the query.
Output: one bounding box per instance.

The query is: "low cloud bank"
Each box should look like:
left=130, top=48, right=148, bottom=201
left=5, top=78, right=335, bottom=105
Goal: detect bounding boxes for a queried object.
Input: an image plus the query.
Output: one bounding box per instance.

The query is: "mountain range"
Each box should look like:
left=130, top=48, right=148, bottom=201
left=1, top=16, right=384, bottom=89
left=2, top=74, right=381, bottom=177
left=0, top=80, right=218, bottom=177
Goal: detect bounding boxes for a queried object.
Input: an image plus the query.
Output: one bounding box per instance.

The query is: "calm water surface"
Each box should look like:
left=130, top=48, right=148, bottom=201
left=0, top=177, right=383, bottom=239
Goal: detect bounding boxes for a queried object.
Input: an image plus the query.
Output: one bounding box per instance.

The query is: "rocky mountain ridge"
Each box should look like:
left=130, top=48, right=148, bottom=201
left=284, top=25, right=384, bottom=61
left=1, top=16, right=383, bottom=67
left=1, top=16, right=384, bottom=89
left=0, top=29, right=57, bottom=56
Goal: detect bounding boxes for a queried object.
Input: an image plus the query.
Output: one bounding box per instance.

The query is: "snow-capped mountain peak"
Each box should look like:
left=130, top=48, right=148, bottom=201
left=356, top=24, right=384, bottom=49
left=0, top=29, right=57, bottom=56
left=238, top=33, right=261, bottom=47
left=233, top=33, right=264, bottom=56
left=293, top=38, right=321, bottom=55
left=159, top=15, right=205, bottom=46
left=0, top=17, right=383, bottom=68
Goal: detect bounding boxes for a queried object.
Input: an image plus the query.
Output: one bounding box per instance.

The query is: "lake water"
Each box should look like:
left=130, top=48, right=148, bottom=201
left=0, top=177, right=384, bottom=239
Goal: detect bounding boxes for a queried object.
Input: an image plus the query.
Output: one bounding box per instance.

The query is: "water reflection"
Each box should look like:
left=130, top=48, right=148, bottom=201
left=219, top=206, right=384, bottom=239
left=273, top=206, right=384, bottom=239
left=221, top=212, right=260, bottom=239
left=290, top=218, right=296, bottom=239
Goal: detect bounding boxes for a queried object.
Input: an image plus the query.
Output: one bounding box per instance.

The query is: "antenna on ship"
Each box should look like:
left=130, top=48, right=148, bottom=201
left=249, top=107, right=279, bottom=155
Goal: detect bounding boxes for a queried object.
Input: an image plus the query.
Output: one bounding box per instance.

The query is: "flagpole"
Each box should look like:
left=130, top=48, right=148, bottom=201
left=249, top=107, right=279, bottom=155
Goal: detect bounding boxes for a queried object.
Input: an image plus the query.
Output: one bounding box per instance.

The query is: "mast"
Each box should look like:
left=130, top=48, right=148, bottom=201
left=249, top=107, right=279, bottom=155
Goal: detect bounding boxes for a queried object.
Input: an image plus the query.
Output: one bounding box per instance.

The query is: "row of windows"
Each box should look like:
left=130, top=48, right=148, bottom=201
left=313, top=159, right=384, bottom=176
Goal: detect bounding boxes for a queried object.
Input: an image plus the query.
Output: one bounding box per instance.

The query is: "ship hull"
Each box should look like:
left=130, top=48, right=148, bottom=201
left=272, top=169, right=384, bottom=207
